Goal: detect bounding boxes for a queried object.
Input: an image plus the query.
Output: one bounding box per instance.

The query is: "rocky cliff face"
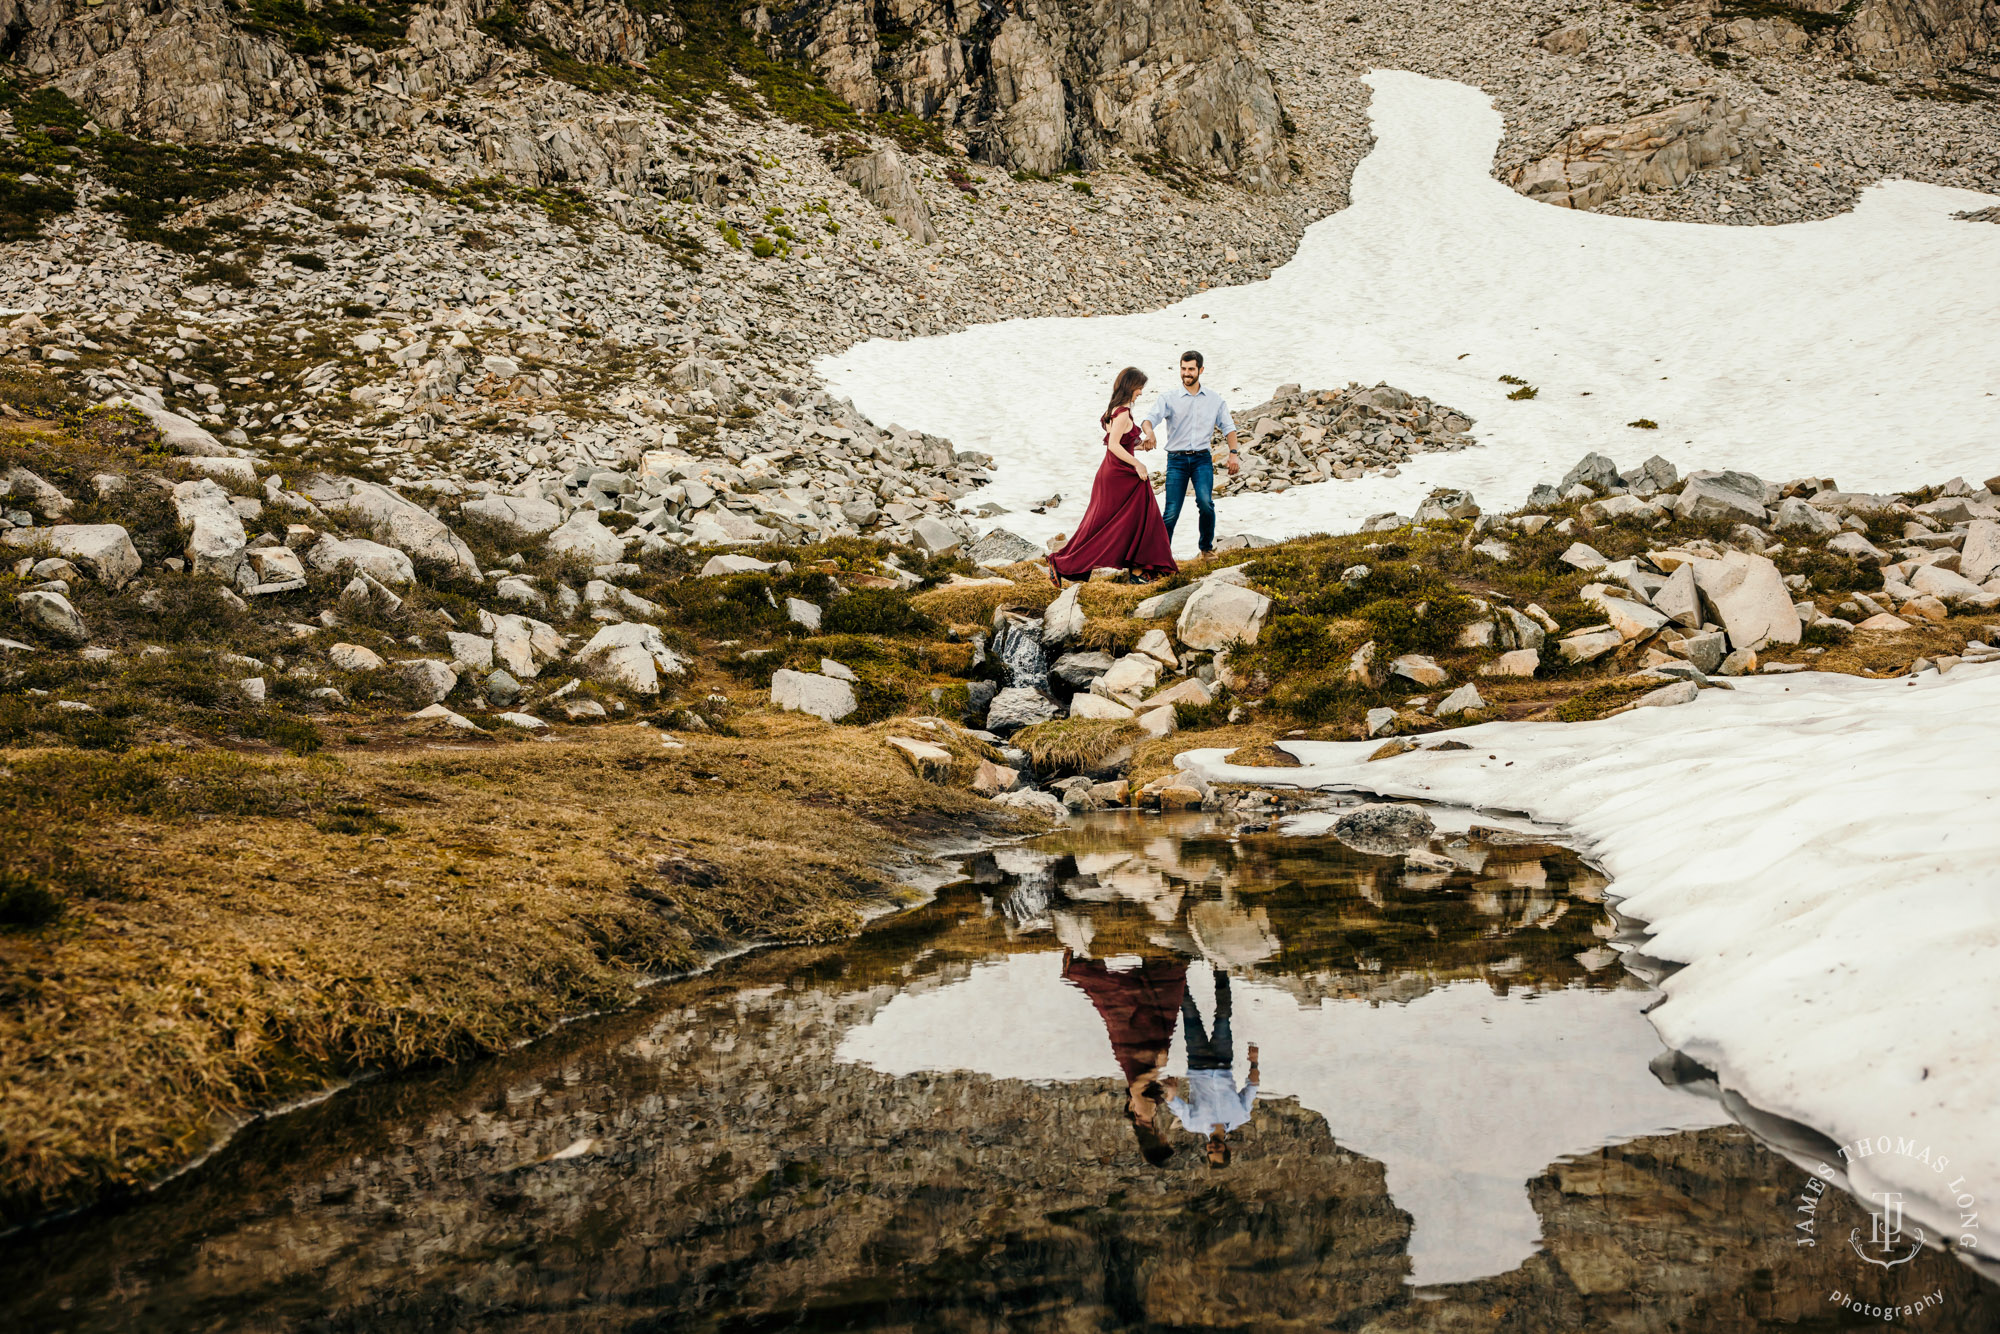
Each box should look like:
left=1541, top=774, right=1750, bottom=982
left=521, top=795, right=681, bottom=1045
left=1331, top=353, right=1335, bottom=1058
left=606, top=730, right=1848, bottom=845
left=1666, top=0, right=2000, bottom=74
left=0, top=0, right=1287, bottom=189
left=767, top=0, right=1289, bottom=187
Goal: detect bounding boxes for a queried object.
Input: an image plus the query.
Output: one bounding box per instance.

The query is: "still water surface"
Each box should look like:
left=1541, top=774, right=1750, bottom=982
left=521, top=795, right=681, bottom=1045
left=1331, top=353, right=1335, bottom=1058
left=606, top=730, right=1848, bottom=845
left=5, top=810, right=1995, bottom=1330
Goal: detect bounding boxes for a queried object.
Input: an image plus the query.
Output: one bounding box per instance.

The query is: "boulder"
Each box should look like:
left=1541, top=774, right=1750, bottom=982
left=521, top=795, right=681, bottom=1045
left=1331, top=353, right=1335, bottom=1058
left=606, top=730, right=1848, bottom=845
left=1910, top=563, right=2000, bottom=610
left=770, top=668, right=858, bottom=722
left=172, top=478, right=247, bottom=579
left=1632, top=680, right=1699, bottom=710
left=1675, top=471, right=1769, bottom=524
left=4, top=466, right=72, bottom=518
left=1331, top=802, right=1436, bottom=855
left=1435, top=683, right=1486, bottom=716
left=183, top=456, right=257, bottom=488
left=1583, top=584, right=1670, bottom=641
left=1653, top=561, right=1702, bottom=628
left=840, top=145, right=938, bottom=244
left=819, top=657, right=858, bottom=682
left=493, top=574, right=546, bottom=606
left=1176, top=580, right=1270, bottom=650
left=1689, top=551, right=1801, bottom=650
left=1134, top=705, right=1177, bottom=739
left=1557, top=628, right=1625, bottom=664
left=1960, top=519, right=2000, bottom=585
left=485, top=669, right=523, bottom=706
left=329, top=642, right=386, bottom=672
left=1827, top=531, right=1891, bottom=566
left=308, top=535, right=416, bottom=585
left=1389, top=653, right=1448, bottom=687
left=102, top=393, right=234, bottom=456
left=304, top=476, right=481, bottom=579
left=972, top=759, right=1021, bottom=796
left=1095, top=653, right=1161, bottom=699
left=16, top=589, right=86, bottom=643
left=1050, top=650, right=1115, bottom=687
left=887, top=735, right=954, bottom=778
left=407, top=703, right=484, bottom=733
left=1365, top=706, right=1399, bottom=737
left=700, top=554, right=780, bottom=577
left=576, top=622, right=687, bottom=695
left=1855, top=612, right=1914, bottom=632
left=1135, top=582, right=1200, bottom=619
left=1773, top=496, right=1840, bottom=535
left=909, top=516, right=961, bottom=555
left=496, top=711, right=546, bottom=730
left=545, top=510, right=625, bottom=565
left=1560, top=542, right=1609, bottom=572
left=1480, top=649, right=1540, bottom=677
left=446, top=632, right=495, bottom=672
left=1673, top=629, right=1727, bottom=674
left=785, top=597, right=822, bottom=631
left=1041, top=583, right=1084, bottom=647
left=1630, top=455, right=1679, bottom=495
left=1145, top=677, right=1211, bottom=709
left=1133, top=628, right=1178, bottom=667
left=397, top=658, right=459, bottom=704
left=461, top=494, right=563, bottom=537
left=990, top=788, right=1067, bottom=821
left=967, top=528, right=1042, bottom=566
left=1069, top=692, right=1134, bottom=720
left=985, top=685, right=1060, bottom=733
left=1, top=524, right=140, bottom=588
left=1559, top=452, right=1622, bottom=494
left=1499, top=607, right=1546, bottom=651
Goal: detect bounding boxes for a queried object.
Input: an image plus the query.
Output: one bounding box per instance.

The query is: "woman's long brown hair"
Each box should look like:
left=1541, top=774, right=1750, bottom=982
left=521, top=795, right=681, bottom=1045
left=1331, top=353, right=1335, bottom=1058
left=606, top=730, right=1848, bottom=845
left=1103, top=366, right=1147, bottom=425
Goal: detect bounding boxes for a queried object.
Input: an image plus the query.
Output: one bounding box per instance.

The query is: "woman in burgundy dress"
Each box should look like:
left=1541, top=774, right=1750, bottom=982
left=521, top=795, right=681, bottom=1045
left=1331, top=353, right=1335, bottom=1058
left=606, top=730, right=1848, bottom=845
left=1048, top=367, right=1179, bottom=587
left=1062, top=948, right=1188, bottom=1167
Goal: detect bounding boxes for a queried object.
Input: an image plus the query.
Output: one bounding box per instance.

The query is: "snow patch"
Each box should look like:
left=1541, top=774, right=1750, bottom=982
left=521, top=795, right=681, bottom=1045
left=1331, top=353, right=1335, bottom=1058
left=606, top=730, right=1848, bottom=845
left=821, top=71, right=2000, bottom=554
left=1182, top=664, right=2000, bottom=1263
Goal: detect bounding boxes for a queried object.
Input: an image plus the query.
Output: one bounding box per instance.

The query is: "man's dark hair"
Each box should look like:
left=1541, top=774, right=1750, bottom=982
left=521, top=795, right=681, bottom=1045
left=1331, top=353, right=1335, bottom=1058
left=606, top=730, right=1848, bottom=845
left=1180, top=349, right=1204, bottom=369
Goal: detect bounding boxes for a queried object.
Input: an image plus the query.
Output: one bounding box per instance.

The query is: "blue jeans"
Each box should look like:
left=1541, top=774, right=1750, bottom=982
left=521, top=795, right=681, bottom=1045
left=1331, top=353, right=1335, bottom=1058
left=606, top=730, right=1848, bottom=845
left=1161, top=451, right=1215, bottom=552
left=1181, top=971, right=1234, bottom=1071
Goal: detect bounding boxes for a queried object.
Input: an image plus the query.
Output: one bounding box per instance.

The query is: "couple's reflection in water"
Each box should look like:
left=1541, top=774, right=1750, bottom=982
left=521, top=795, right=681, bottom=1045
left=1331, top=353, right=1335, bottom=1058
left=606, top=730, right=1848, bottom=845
left=1061, top=943, right=1261, bottom=1170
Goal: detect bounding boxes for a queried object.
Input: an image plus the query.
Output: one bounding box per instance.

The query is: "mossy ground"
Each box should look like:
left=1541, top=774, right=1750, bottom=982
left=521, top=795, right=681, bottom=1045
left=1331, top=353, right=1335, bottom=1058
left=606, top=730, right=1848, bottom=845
left=0, top=717, right=1011, bottom=1226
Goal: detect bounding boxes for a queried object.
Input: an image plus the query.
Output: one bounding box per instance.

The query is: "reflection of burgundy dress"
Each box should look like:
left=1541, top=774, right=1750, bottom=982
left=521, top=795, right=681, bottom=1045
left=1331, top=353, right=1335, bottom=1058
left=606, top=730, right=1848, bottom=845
left=1047, top=410, right=1179, bottom=585
left=1062, top=955, right=1189, bottom=1083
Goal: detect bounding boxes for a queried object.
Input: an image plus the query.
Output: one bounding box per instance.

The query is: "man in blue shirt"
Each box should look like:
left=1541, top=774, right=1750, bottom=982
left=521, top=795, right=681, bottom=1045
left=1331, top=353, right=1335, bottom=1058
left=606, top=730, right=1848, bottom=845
left=1144, top=350, right=1241, bottom=555
left=1163, top=969, right=1260, bottom=1168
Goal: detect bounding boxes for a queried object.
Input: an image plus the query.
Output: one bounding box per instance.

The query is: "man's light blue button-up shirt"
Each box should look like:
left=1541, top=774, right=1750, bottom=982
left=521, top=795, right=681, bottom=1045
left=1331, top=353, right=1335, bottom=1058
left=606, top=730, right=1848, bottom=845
left=1145, top=386, right=1237, bottom=454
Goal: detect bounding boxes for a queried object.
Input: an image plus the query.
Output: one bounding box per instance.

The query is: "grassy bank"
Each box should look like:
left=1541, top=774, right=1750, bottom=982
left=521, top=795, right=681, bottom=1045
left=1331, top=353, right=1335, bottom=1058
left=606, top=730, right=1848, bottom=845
left=0, top=716, right=1010, bottom=1227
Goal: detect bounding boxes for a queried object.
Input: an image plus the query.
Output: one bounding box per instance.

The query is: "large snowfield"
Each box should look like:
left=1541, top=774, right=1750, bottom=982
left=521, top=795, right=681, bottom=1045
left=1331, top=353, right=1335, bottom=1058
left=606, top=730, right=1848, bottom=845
left=1185, top=664, right=2000, bottom=1276
left=820, top=70, right=2000, bottom=555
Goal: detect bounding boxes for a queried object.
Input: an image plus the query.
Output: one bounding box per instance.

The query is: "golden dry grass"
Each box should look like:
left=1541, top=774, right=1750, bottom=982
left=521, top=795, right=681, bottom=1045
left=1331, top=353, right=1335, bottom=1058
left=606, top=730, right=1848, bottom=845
left=0, top=715, right=1014, bottom=1225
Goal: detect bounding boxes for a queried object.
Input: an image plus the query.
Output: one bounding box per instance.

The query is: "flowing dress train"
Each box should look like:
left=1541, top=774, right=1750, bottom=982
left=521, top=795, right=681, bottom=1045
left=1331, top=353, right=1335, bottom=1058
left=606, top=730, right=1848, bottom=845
left=1047, top=410, right=1178, bottom=584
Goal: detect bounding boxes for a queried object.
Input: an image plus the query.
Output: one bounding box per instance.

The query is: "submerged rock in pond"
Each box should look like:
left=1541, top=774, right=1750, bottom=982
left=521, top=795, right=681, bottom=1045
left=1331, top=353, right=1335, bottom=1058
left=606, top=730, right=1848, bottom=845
left=1330, top=801, right=1437, bottom=855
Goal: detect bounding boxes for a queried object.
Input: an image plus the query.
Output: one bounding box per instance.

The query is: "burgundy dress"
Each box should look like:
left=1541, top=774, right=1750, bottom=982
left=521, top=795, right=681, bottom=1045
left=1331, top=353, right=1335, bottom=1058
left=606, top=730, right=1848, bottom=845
left=1063, top=955, right=1189, bottom=1083
left=1047, top=409, right=1179, bottom=585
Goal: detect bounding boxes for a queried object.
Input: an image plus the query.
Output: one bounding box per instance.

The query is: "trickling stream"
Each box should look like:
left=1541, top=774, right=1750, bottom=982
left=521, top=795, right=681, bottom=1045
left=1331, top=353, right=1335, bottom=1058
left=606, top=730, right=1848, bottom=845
left=5, top=810, right=1996, bottom=1331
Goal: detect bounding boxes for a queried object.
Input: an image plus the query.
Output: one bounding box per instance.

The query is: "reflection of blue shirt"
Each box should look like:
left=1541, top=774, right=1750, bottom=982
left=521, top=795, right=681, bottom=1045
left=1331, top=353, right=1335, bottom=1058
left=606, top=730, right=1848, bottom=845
left=1168, top=1071, right=1258, bottom=1132
left=1146, top=386, right=1237, bottom=453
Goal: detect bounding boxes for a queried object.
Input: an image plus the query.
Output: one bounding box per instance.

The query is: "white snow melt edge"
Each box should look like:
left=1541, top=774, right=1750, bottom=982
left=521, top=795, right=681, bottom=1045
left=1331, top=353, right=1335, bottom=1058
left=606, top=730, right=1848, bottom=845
left=819, top=70, right=2000, bottom=555
left=1183, top=665, right=2000, bottom=1257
